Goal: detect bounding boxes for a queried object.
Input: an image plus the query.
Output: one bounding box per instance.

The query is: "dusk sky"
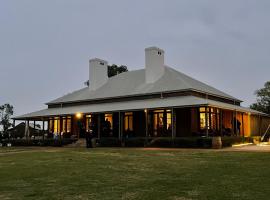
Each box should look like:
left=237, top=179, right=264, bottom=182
left=1, top=0, right=270, bottom=116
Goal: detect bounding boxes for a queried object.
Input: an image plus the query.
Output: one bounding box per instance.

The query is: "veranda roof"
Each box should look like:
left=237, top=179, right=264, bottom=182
left=13, top=96, right=265, bottom=120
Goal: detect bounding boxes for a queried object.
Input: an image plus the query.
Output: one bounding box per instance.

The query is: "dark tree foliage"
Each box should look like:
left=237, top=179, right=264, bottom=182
left=108, top=64, right=128, bottom=77
left=250, top=81, right=270, bottom=114
left=0, top=103, right=14, bottom=132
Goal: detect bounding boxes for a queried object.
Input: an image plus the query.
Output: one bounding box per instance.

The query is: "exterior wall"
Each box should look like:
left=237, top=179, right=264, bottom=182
left=261, top=116, right=270, bottom=136
left=222, top=110, right=232, bottom=130
left=175, top=108, right=191, bottom=137
left=90, top=114, right=99, bottom=138
left=133, top=111, right=146, bottom=137
left=72, top=115, right=79, bottom=138
left=242, top=113, right=251, bottom=137
left=190, top=107, right=199, bottom=134
left=249, top=115, right=270, bottom=137
left=112, top=113, right=120, bottom=137
left=250, top=115, right=261, bottom=136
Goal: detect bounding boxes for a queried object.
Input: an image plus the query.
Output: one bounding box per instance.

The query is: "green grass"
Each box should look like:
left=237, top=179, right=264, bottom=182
left=0, top=147, right=270, bottom=200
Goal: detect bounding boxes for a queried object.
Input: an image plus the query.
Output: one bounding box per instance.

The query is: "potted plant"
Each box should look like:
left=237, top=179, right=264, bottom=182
left=212, top=132, right=222, bottom=149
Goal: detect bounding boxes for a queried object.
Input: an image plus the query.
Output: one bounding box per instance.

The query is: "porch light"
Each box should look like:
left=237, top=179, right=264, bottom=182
left=144, top=109, right=147, bottom=113
left=76, top=112, right=82, bottom=119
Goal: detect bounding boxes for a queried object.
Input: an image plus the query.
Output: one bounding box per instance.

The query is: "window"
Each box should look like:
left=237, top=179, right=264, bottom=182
left=167, top=112, right=172, bottom=130
left=211, top=108, right=220, bottom=130
left=199, top=107, right=209, bottom=130
left=152, top=109, right=172, bottom=136
left=199, top=107, right=220, bottom=131
left=49, top=119, right=53, bottom=132
left=60, top=116, right=71, bottom=133
left=124, top=112, right=133, bottom=131
left=200, top=112, right=206, bottom=129
left=62, top=118, right=66, bottom=133
left=67, top=116, right=71, bottom=133
left=154, top=111, right=163, bottom=130
left=53, top=117, right=60, bottom=133
left=105, top=114, right=113, bottom=129
left=86, top=114, right=92, bottom=132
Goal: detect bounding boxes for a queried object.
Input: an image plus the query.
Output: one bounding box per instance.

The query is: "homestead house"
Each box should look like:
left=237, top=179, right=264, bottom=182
left=13, top=47, right=270, bottom=143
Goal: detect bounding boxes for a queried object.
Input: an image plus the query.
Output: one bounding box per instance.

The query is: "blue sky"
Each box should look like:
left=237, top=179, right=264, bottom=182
left=1, top=0, right=270, bottom=116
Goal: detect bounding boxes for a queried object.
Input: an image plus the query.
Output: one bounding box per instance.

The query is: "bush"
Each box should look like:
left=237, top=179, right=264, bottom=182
left=123, top=137, right=150, bottom=147
left=147, top=137, right=212, bottom=148
left=98, top=137, right=213, bottom=148
left=1, top=138, right=77, bottom=147
left=98, top=137, right=121, bottom=147
left=221, top=136, right=252, bottom=147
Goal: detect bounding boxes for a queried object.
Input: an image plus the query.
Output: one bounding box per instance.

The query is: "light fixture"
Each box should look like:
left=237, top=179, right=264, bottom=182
left=144, top=109, right=147, bottom=113
left=76, top=112, right=82, bottom=119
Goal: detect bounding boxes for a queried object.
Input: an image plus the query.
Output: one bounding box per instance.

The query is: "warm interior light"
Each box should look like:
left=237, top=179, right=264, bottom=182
left=144, top=109, right=147, bottom=113
left=76, top=112, right=82, bottom=119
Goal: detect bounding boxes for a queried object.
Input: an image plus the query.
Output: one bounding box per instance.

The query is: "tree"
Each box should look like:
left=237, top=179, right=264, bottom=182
left=250, top=81, right=270, bottom=114
left=108, top=64, right=128, bottom=77
left=0, top=103, right=14, bottom=133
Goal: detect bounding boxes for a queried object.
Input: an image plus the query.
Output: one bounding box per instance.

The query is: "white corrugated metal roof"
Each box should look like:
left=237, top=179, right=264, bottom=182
left=47, top=66, right=241, bottom=105
left=14, top=96, right=264, bottom=120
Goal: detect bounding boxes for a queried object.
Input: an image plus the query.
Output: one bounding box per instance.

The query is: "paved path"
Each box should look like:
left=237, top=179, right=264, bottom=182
left=224, top=144, right=270, bottom=152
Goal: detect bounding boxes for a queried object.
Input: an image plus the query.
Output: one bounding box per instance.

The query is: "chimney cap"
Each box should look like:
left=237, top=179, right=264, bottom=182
left=145, top=46, right=164, bottom=53
left=89, top=58, right=108, bottom=64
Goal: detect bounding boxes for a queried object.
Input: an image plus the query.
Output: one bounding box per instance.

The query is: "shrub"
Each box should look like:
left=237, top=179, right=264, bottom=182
left=123, top=137, right=150, bottom=147
left=147, top=137, right=212, bottom=148
left=98, top=137, right=121, bottom=147
left=2, top=138, right=77, bottom=147
left=221, top=136, right=252, bottom=147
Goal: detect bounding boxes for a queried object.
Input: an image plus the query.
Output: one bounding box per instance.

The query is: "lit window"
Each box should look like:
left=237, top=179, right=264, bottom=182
left=54, top=117, right=60, bottom=133
left=167, top=112, right=172, bottom=130
left=105, top=114, right=113, bottom=129
left=152, top=109, right=172, bottom=136
left=154, top=110, right=164, bottom=113
left=62, top=117, right=66, bottom=133
left=86, top=114, right=92, bottom=132
left=67, top=116, right=71, bottom=133
left=154, top=113, right=163, bottom=129
left=124, top=112, right=133, bottom=131
left=200, top=113, right=206, bottom=129
left=199, top=107, right=220, bottom=131
left=200, top=107, right=206, bottom=112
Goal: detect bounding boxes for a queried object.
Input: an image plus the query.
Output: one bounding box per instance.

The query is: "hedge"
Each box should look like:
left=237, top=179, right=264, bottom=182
left=147, top=137, right=212, bottom=148
left=221, top=136, right=253, bottom=147
left=98, top=136, right=254, bottom=148
left=0, top=138, right=76, bottom=147
left=0, top=136, right=255, bottom=148
left=123, top=137, right=150, bottom=147
left=97, top=137, right=122, bottom=147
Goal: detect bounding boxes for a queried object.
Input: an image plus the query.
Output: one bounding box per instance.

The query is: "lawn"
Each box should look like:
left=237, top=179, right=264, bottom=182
left=0, top=147, right=269, bottom=200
